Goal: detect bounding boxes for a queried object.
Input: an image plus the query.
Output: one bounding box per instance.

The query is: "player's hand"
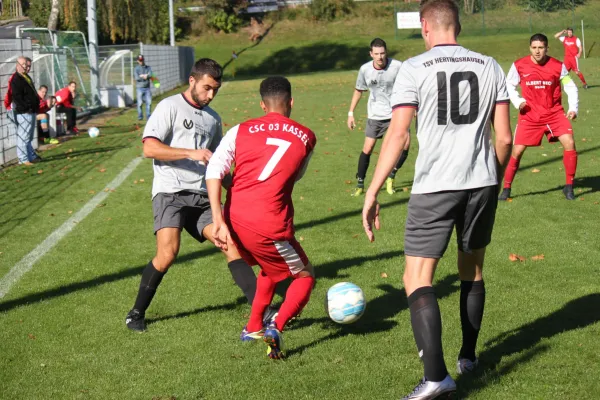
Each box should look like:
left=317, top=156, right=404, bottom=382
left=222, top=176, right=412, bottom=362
left=347, top=116, right=356, bottom=130
left=362, top=193, right=381, bottom=243
left=188, top=149, right=213, bottom=163
left=519, top=102, right=530, bottom=115
left=211, top=220, right=231, bottom=251
left=567, top=111, right=577, bottom=120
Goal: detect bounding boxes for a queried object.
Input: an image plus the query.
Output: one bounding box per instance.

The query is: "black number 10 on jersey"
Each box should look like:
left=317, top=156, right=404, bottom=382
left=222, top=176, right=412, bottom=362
left=437, top=71, right=479, bottom=125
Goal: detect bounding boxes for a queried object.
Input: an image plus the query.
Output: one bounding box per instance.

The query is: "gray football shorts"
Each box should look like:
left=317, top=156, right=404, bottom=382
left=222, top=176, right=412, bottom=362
left=152, top=191, right=213, bottom=243
left=365, top=118, right=391, bottom=139
left=404, top=185, right=498, bottom=258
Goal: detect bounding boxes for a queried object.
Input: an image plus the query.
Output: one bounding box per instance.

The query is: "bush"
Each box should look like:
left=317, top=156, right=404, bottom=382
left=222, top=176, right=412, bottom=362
left=520, top=0, right=585, bottom=12
left=310, top=0, right=355, bottom=21
left=205, top=9, right=243, bottom=33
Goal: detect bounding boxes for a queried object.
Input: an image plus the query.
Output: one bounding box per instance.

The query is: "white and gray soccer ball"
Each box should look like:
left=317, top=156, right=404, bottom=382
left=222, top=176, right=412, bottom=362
left=88, top=127, right=100, bottom=138
left=326, top=282, right=366, bottom=324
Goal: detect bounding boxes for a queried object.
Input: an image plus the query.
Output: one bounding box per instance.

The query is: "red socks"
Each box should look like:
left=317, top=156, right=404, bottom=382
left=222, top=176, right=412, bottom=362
left=247, top=271, right=276, bottom=332
left=274, top=275, right=315, bottom=331
left=563, top=150, right=578, bottom=185
left=576, top=72, right=588, bottom=86
left=503, top=156, right=520, bottom=189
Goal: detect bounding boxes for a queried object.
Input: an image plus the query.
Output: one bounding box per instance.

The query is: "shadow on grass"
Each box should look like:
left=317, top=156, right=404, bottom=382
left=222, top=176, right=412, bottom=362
left=0, top=247, right=220, bottom=313
left=234, top=42, right=369, bottom=78
left=510, top=175, right=600, bottom=199
left=285, top=274, right=459, bottom=358
left=0, top=142, right=132, bottom=238
left=222, top=22, right=277, bottom=72
left=456, top=293, right=600, bottom=397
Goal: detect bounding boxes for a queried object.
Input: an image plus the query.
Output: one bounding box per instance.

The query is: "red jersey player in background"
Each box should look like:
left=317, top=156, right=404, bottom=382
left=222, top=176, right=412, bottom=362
left=554, top=27, right=588, bottom=89
left=499, top=33, right=579, bottom=201
left=206, top=76, right=317, bottom=359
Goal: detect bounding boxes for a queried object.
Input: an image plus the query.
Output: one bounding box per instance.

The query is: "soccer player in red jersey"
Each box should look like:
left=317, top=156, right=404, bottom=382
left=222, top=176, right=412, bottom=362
left=206, top=76, right=317, bottom=359
left=499, top=33, right=579, bottom=201
left=555, top=27, right=588, bottom=89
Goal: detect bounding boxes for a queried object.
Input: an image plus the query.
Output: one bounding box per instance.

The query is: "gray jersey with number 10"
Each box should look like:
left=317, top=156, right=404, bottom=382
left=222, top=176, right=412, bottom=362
left=391, top=45, right=509, bottom=194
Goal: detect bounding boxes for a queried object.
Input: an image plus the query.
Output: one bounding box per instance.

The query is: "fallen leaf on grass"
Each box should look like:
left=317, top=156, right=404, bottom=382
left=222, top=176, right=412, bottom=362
left=68, top=211, right=73, bottom=214
left=139, top=179, right=145, bottom=183
left=402, top=187, right=409, bottom=192
left=134, top=180, right=138, bottom=184
left=88, top=190, right=96, bottom=194
left=509, top=253, right=526, bottom=262
left=530, top=254, right=545, bottom=261
left=531, top=168, right=541, bottom=173
left=23, top=170, right=28, bottom=174
left=106, top=217, right=112, bottom=221
left=344, top=180, right=352, bottom=184
left=37, top=170, right=43, bottom=174
left=299, top=236, right=304, bottom=241
left=104, top=188, right=110, bottom=192
left=352, top=234, right=359, bottom=239
left=327, top=208, right=333, bottom=212
left=380, top=272, right=388, bottom=278
left=96, top=203, right=106, bottom=208
left=507, top=198, right=513, bottom=202
left=28, top=334, right=35, bottom=340
left=99, top=168, right=106, bottom=173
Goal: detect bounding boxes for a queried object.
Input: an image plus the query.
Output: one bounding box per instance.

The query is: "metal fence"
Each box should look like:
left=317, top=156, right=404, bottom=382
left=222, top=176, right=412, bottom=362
left=0, top=35, right=195, bottom=166
left=0, top=38, right=34, bottom=166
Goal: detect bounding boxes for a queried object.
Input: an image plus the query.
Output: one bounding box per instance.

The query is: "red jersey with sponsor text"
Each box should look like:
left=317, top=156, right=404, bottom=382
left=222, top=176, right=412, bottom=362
left=513, top=56, right=565, bottom=122
left=225, top=112, right=317, bottom=241
left=562, top=36, right=579, bottom=58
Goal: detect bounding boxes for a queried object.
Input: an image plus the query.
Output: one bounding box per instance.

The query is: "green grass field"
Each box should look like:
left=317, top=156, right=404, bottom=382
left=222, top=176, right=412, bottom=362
left=2, top=10, right=600, bottom=399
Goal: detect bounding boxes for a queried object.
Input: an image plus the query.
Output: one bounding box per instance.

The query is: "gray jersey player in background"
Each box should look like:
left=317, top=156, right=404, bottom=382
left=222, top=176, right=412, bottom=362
left=347, top=38, right=410, bottom=196
left=125, top=58, right=262, bottom=332
left=362, top=1, right=513, bottom=398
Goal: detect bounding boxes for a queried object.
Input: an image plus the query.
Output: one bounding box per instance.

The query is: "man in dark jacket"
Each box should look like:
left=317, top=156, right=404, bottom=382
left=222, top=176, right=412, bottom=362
left=135, top=55, right=153, bottom=121
left=10, top=56, right=39, bottom=165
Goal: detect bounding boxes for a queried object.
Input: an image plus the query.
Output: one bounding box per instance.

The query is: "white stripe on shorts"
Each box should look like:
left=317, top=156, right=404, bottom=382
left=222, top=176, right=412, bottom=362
left=273, top=241, right=305, bottom=275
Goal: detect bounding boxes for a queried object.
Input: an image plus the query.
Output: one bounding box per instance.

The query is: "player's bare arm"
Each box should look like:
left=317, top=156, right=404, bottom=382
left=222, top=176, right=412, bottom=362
left=206, top=179, right=230, bottom=251
left=362, top=107, right=412, bottom=242
left=347, top=89, right=363, bottom=130
left=143, top=138, right=212, bottom=163
left=491, top=103, right=513, bottom=185
left=554, top=29, right=566, bottom=39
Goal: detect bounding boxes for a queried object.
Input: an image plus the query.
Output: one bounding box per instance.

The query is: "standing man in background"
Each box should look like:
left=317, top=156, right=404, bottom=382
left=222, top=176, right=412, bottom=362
left=135, top=55, right=153, bottom=121
left=554, top=27, right=588, bottom=89
left=347, top=38, right=410, bottom=197
left=11, top=56, right=40, bottom=166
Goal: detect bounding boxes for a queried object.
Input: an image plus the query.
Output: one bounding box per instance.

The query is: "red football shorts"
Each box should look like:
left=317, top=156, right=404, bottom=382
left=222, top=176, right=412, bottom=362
left=563, top=56, right=580, bottom=72
left=514, top=113, right=573, bottom=146
left=228, top=222, right=309, bottom=283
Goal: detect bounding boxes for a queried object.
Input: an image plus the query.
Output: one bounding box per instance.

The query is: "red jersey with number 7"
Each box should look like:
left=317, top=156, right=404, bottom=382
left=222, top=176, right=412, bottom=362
left=206, top=112, right=317, bottom=241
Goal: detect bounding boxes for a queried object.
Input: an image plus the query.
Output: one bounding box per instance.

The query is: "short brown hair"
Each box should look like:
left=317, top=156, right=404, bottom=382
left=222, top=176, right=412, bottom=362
left=190, top=58, right=223, bottom=81
left=419, top=0, right=461, bottom=34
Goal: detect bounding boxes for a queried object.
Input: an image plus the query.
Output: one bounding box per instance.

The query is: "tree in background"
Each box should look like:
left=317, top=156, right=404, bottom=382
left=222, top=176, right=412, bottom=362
left=25, top=0, right=174, bottom=44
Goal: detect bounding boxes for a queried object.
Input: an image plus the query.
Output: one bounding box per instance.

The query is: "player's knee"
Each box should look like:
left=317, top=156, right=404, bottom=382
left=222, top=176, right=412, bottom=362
left=154, top=250, right=177, bottom=271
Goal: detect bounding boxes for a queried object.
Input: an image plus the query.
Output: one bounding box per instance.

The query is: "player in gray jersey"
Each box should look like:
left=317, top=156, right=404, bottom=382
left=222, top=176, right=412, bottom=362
left=347, top=38, right=410, bottom=196
left=125, top=59, right=265, bottom=332
left=362, top=1, right=513, bottom=398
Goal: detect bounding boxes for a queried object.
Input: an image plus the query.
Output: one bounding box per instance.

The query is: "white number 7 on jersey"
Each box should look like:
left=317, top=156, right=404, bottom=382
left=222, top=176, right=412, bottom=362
left=258, top=138, right=292, bottom=181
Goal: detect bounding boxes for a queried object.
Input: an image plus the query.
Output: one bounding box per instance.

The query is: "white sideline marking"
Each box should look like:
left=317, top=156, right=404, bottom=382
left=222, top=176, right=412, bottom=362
left=0, top=157, right=144, bottom=299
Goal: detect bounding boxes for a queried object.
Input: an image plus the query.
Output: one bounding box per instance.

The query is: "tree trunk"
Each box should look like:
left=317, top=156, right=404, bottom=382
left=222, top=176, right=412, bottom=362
left=48, top=0, right=61, bottom=30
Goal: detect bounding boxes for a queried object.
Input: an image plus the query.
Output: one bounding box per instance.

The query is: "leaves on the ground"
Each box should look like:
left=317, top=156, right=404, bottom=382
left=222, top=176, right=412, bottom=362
left=402, top=187, right=409, bottom=192
left=380, top=272, right=388, bottom=278
left=530, top=254, right=545, bottom=261
left=88, top=190, right=96, bottom=194
left=509, top=253, right=526, bottom=262
left=531, top=168, right=541, bottom=173
left=96, top=203, right=106, bottom=208
left=99, top=168, right=106, bottom=173
left=37, top=170, right=43, bottom=174
left=28, top=333, right=35, bottom=340
left=344, top=180, right=352, bottom=184
left=68, top=211, right=73, bottom=214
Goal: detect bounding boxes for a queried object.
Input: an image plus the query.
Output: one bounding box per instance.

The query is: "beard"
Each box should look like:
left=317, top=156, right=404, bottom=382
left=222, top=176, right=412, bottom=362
left=191, top=87, right=210, bottom=108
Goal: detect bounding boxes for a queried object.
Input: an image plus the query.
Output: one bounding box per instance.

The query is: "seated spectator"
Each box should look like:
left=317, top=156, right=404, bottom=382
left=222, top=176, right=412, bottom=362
left=37, top=85, right=58, bottom=144
left=55, top=81, right=82, bottom=135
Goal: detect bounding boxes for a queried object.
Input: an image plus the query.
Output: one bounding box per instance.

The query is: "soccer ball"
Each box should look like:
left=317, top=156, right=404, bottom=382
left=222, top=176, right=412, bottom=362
left=88, top=127, right=100, bottom=138
left=326, top=282, right=366, bottom=324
